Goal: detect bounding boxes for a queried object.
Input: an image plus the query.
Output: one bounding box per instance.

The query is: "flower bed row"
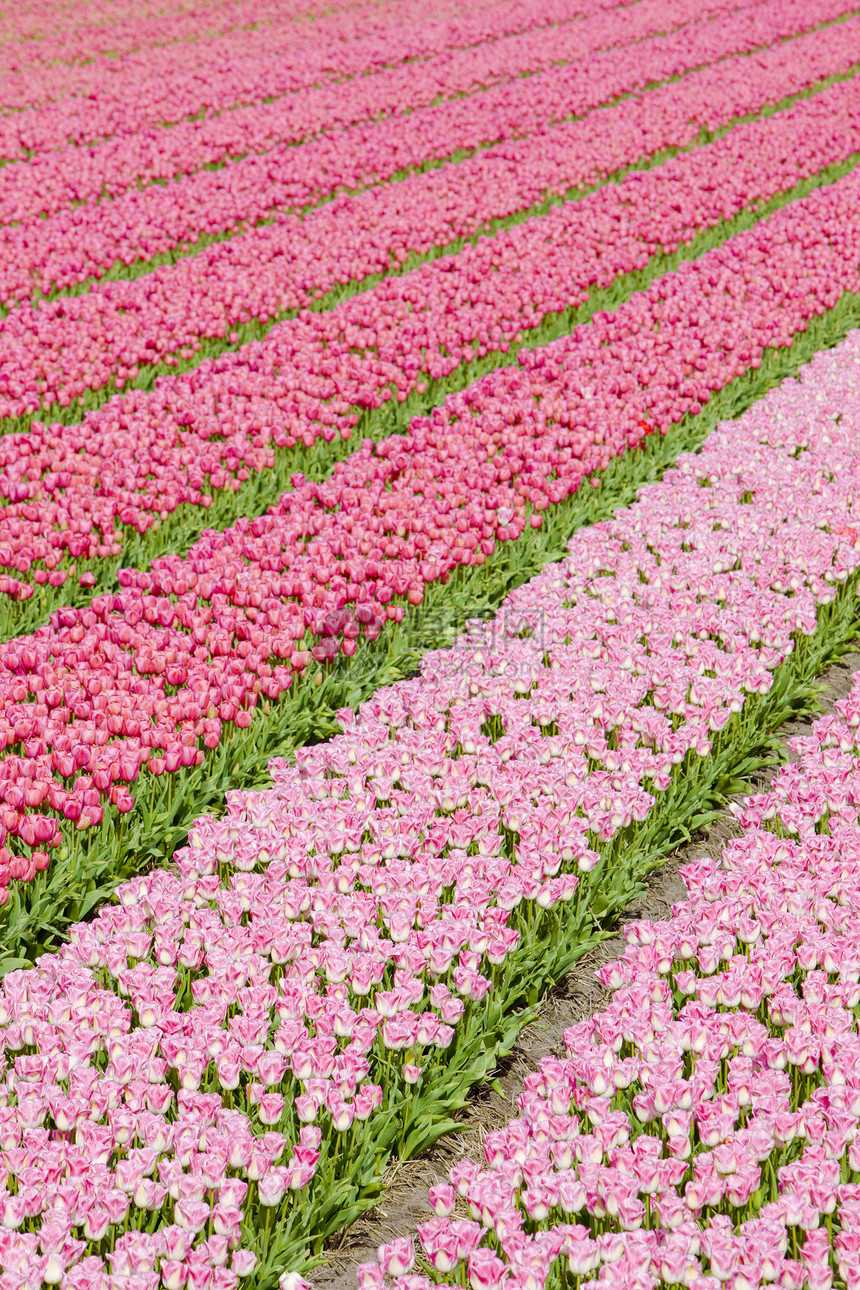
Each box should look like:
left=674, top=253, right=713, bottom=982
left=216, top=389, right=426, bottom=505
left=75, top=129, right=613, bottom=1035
left=365, top=608, right=860, bottom=1290
left=5, top=11, right=859, bottom=431
left=0, top=95, right=858, bottom=618
left=1, top=328, right=860, bottom=1289
left=0, top=0, right=843, bottom=305
left=0, top=169, right=856, bottom=945
left=0, top=0, right=322, bottom=85
left=0, top=0, right=652, bottom=159
left=0, top=0, right=754, bottom=228
left=0, top=0, right=378, bottom=85
left=0, top=0, right=584, bottom=104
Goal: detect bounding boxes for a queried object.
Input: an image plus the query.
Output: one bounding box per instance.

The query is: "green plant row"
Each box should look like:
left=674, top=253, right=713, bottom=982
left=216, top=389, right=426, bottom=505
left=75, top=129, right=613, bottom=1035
left=6, top=1, right=856, bottom=337
left=3, top=285, right=860, bottom=975
left=2, top=140, right=859, bottom=647
left=213, top=539, right=860, bottom=1283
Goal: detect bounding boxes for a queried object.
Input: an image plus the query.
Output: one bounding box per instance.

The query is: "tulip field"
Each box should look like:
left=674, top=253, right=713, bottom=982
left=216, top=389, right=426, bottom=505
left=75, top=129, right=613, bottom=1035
left=7, top=1, right=860, bottom=1288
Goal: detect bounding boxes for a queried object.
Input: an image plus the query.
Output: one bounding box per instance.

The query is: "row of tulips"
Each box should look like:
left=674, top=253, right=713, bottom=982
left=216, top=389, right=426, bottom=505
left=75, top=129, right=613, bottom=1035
left=1, top=100, right=859, bottom=617
left=0, top=0, right=759, bottom=231
left=0, top=0, right=333, bottom=82
left=5, top=300, right=855, bottom=972
left=0, top=0, right=649, bottom=159
left=0, top=0, right=387, bottom=82
left=1, top=324, right=859, bottom=1289
left=0, top=166, right=856, bottom=925
left=0, top=0, right=585, bottom=98
left=0, top=0, right=844, bottom=307
left=5, top=34, right=860, bottom=443
left=362, top=613, right=860, bottom=1289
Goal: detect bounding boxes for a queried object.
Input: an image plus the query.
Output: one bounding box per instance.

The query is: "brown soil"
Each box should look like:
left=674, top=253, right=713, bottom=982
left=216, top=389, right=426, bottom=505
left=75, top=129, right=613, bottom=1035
left=312, top=650, right=860, bottom=1289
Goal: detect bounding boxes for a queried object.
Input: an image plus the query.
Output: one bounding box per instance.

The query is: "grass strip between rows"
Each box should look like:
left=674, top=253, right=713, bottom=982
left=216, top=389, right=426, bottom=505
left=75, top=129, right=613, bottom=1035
left=3, top=286, right=860, bottom=974
left=7, top=2, right=856, bottom=329
left=2, top=140, right=859, bottom=645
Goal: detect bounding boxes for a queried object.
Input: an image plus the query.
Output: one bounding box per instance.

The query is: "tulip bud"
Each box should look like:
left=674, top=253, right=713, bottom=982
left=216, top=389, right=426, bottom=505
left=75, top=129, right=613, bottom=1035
left=231, top=1252, right=258, bottom=1279
left=162, top=1262, right=188, bottom=1290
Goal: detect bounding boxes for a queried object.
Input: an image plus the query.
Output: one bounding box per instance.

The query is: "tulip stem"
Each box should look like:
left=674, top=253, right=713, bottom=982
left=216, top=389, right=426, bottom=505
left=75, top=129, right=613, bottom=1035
left=260, top=1205, right=274, bottom=1268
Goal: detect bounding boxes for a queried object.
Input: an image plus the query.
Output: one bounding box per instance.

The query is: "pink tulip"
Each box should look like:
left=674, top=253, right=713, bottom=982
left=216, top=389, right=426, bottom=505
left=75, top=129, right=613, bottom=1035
left=378, top=1238, right=415, bottom=1278
left=1, top=11, right=853, bottom=421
